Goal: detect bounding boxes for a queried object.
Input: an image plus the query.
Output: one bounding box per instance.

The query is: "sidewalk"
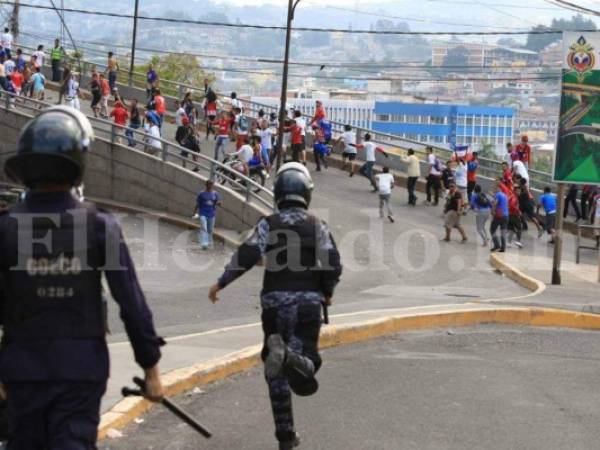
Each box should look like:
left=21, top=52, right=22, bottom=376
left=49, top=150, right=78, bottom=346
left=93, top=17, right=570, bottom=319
left=485, top=230, right=600, bottom=312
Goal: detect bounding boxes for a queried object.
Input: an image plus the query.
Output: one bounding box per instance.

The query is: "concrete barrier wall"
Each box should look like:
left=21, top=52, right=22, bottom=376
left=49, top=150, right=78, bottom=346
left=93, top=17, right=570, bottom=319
left=0, top=108, right=269, bottom=232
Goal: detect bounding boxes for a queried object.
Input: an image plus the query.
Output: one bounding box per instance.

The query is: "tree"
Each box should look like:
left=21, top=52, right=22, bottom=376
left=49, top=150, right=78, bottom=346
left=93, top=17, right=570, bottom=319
left=443, top=46, right=470, bottom=67
left=135, top=54, right=216, bottom=98
left=525, top=14, right=597, bottom=52
left=373, top=19, right=411, bottom=46
left=497, top=37, right=520, bottom=48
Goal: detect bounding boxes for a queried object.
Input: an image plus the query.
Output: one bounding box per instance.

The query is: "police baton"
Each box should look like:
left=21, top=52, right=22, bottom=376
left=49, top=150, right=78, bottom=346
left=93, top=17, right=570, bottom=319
left=121, top=377, right=212, bottom=439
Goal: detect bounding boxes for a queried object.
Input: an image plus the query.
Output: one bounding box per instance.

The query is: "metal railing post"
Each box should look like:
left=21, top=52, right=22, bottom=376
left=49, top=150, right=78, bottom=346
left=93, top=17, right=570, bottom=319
left=162, top=142, right=168, bottom=162
left=110, top=124, right=116, bottom=145
left=178, top=84, right=184, bottom=100
left=245, top=182, right=251, bottom=202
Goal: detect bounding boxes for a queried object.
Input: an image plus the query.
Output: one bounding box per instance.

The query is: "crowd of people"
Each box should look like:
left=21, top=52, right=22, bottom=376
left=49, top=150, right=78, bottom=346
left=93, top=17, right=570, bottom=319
left=3, top=38, right=599, bottom=253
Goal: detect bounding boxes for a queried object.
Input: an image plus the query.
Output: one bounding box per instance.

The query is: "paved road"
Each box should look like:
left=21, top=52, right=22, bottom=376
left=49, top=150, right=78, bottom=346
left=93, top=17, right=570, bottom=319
left=22, top=84, right=520, bottom=342
left=105, top=325, right=600, bottom=450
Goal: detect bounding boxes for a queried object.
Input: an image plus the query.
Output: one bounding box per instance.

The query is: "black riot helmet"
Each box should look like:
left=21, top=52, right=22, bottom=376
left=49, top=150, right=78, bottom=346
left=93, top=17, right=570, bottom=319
left=5, top=106, right=95, bottom=188
left=273, top=162, right=314, bottom=209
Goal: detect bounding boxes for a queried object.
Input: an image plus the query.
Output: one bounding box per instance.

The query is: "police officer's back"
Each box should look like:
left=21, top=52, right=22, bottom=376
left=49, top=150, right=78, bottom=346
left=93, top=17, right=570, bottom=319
left=209, top=162, right=342, bottom=450
left=0, top=106, right=164, bottom=449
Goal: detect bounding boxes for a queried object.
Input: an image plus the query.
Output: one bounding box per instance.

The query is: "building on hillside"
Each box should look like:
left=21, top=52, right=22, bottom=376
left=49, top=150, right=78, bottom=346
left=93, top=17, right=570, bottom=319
left=540, top=42, right=562, bottom=66
left=367, top=79, right=404, bottom=95
left=372, top=102, right=514, bottom=155
left=515, top=112, right=559, bottom=143
left=431, top=42, right=491, bottom=67
left=484, top=47, right=539, bottom=66
left=432, top=42, right=539, bottom=67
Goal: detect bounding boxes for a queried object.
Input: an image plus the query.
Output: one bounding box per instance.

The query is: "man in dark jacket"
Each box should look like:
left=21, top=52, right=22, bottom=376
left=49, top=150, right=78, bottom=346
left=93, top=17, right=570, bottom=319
left=209, top=162, right=342, bottom=450
left=0, top=106, right=164, bottom=449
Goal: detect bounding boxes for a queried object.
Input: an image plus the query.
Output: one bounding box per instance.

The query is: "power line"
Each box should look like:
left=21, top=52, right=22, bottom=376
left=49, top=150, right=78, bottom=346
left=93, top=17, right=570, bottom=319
left=1, top=1, right=596, bottom=35
left=409, top=0, right=568, bottom=10
left=301, top=1, right=521, bottom=30
left=470, top=0, right=541, bottom=27
left=17, top=29, right=564, bottom=73
left=542, top=0, right=600, bottom=16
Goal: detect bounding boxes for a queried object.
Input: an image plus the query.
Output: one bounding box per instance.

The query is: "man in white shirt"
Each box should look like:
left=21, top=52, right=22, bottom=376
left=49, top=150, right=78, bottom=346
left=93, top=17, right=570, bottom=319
left=402, top=148, right=421, bottom=206
left=293, top=110, right=308, bottom=165
left=425, top=146, right=442, bottom=206
left=32, top=45, right=45, bottom=68
left=230, top=92, right=242, bottom=112
left=335, top=124, right=357, bottom=176
left=1, top=28, right=13, bottom=58
left=175, top=100, right=187, bottom=127
left=354, top=133, right=388, bottom=192
left=258, top=121, right=274, bottom=157
left=3, top=57, right=15, bottom=77
left=229, top=136, right=253, bottom=175
left=145, top=123, right=162, bottom=155
left=512, top=159, right=529, bottom=184
left=66, top=74, right=80, bottom=111
left=376, top=166, right=395, bottom=223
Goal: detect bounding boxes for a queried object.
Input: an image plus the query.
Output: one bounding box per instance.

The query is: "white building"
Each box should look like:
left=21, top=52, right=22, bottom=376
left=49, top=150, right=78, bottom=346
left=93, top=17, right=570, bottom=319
left=251, top=97, right=375, bottom=129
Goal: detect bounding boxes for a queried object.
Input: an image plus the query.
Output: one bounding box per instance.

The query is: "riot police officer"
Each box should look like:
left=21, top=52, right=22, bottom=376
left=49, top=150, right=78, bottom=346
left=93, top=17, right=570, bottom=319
left=0, top=106, right=164, bottom=449
left=209, top=162, right=342, bottom=450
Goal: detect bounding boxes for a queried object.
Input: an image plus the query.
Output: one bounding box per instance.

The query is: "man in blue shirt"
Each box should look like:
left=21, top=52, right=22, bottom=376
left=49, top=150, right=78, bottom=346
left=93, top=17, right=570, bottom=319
left=193, top=180, right=221, bottom=250
left=146, top=64, right=159, bottom=98
left=538, top=186, right=557, bottom=244
left=490, top=178, right=509, bottom=252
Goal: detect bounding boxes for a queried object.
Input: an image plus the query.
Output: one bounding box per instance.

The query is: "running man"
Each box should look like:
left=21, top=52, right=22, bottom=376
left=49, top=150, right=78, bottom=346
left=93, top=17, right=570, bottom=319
left=335, top=124, right=357, bottom=176
left=375, top=167, right=395, bottom=223
left=353, top=133, right=388, bottom=191
left=537, top=187, right=558, bottom=244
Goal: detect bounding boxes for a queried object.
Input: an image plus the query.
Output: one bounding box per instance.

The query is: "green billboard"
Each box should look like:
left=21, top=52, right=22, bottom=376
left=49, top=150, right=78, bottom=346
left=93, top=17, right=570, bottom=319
left=555, top=32, right=600, bottom=184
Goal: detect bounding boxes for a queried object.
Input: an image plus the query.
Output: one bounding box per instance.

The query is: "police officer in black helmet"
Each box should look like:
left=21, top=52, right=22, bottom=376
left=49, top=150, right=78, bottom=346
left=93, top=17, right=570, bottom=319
left=209, top=162, right=342, bottom=449
left=0, top=106, right=164, bottom=449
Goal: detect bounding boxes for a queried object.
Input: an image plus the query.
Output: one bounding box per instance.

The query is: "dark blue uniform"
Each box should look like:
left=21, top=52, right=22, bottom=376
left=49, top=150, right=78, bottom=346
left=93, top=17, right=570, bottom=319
left=217, top=207, right=342, bottom=443
left=0, top=191, right=162, bottom=449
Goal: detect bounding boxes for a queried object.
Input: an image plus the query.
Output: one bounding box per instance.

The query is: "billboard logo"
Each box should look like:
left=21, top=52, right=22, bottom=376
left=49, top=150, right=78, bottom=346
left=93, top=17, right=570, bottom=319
left=567, top=36, right=596, bottom=82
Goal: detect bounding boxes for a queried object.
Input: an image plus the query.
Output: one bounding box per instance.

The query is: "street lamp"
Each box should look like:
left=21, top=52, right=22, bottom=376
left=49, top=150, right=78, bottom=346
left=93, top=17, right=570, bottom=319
left=275, top=0, right=301, bottom=170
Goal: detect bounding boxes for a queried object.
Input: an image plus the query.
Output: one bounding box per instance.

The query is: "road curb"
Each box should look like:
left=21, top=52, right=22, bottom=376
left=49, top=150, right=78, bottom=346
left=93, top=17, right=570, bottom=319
left=99, top=305, right=600, bottom=440
left=489, top=253, right=546, bottom=294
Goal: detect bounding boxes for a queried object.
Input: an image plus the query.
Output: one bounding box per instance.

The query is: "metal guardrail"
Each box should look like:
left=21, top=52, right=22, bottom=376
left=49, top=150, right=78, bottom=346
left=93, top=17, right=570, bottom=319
left=15, top=42, right=554, bottom=190
left=576, top=224, right=600, bottom=264
left=0, top=90, right=275, bottom=211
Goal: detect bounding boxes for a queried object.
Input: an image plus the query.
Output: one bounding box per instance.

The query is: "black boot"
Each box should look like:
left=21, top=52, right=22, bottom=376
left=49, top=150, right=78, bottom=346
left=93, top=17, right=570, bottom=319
left=279, top=432, right=301, bottom=450
left=265, top=334, right=286, bottom=379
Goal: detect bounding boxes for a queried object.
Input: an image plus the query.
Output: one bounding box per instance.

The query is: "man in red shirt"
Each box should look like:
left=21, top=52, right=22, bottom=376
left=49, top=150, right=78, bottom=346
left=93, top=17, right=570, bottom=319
left=515, top=135, right=531, bottom=169
left=508, top=185, right=524, bottom=248
left=99, top=73, right=110, bottom=118
left=310, top=100, right=326, bottom=127
left=284, top=120, right=304, bottom=163
left=153, top=89, right=166, bottom=129
left=11, top=69, right=23, bottom=96
left=214, top=111, right=231, bottom=161
left=110, top=101, right=129, bottom=144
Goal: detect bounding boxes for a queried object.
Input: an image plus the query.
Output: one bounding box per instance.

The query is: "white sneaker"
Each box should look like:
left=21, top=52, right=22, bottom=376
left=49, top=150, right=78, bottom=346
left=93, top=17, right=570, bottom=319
left=514, top=241, right=523, bottom=249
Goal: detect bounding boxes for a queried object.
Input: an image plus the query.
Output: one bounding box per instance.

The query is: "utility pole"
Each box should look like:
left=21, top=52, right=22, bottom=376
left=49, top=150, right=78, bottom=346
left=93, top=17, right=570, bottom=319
left=129, top=0, right=140, bottom=86
left=275, top=0, right=301, bottom=170
left=551, top=183, right=566, bottom=285
left=60, top=0, right=65, bottom=46
left=9, top=0, right=19, bottom=42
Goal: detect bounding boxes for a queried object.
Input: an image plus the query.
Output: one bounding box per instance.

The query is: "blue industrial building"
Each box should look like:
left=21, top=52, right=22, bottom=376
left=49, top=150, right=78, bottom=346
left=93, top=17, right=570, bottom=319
left=372, top=102, right=514, bottom=155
